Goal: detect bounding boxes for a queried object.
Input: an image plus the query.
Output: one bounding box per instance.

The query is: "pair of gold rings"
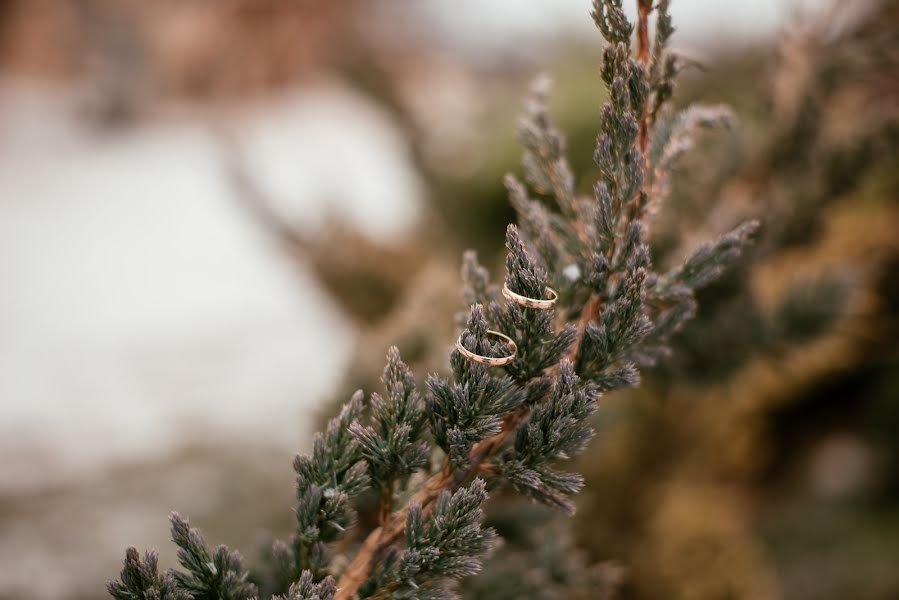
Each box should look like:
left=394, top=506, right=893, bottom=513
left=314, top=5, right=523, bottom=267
left=456, top=283, right=558, bottom=366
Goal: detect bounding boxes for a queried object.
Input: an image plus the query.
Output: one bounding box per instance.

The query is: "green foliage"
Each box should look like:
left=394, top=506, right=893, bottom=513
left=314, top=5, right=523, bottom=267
left=591, top=0, right=633, bottom=45
left=498, top=361, right=598, bottom=514
left=490, top=227, right=577, bottom=382
left=169, top=513, right=257, bottom=600
left=648, top=103, right=734, bottom=190
left=428, top=306, right=517, bottom=472
left=663, top=221, right=760, bottom=290
left=648, top=0, right=676, bottom=121
left=107, top=548, right=191, bottom=600
left=272, top=571, right=336, bottom=600
left=389, top=480, right=496, bottom=599
left=108, top=2, right=762, bottom=598
left=290, top=395, right=371, bottom=576
left=517, top=75, right=579, bottom=223
left=350, top=347, right=429, bottom=506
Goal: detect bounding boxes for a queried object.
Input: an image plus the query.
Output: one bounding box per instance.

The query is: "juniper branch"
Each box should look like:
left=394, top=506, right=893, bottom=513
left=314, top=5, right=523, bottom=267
left=350, top=347, right=429, bottom=524
left=272, top=571, right=337, bottom=600
left=111, top=2, right=761, bottom=599
left=107, top=548, right=191, bottom=600
left=332, top=2, right=758, bottom=597
left=169, top=512, right=257, bottom=600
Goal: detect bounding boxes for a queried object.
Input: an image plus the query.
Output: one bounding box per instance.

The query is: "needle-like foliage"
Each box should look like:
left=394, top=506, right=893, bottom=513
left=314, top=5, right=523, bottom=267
left=168, top=513, right=257, bottom=600
left=387, top=479, right=496, bottom=599
left=497, top=361, right=598, bottom=514
left=350, top=347, right=430, bottom=519
left=107, top=548, right=191, bottom=600
left=288, top=394, right=371, bottom=579
left=108, top=2, right=760, bottom=599
left=272, top=571, right=337, bottom=600
left=428, top=306, right=517, bottom=472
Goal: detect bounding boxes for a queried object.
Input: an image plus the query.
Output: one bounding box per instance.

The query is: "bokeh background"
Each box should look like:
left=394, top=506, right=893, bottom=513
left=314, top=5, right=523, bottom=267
left=1, top=1, right=897, bottom=598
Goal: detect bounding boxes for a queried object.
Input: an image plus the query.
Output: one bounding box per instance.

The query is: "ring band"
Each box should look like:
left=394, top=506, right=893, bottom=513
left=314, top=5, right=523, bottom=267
left=455, top=330, right=518, bottom=366
left=502, top=283, right=558, bottom=309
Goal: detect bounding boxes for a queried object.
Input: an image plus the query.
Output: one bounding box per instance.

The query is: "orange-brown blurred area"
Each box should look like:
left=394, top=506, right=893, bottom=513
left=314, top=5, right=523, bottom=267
left=0, top=1, right=896, bottom=599
left=0, top=0, right=354, bottom=105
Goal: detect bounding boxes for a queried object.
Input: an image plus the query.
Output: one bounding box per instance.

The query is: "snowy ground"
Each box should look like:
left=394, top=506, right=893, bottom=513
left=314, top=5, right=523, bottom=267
left=0, top=80, right=421, bottom=598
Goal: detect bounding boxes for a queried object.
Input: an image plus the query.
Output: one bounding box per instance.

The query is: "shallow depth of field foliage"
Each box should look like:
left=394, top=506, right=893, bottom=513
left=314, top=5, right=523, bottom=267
left=109, top=1, right=899, bottom=599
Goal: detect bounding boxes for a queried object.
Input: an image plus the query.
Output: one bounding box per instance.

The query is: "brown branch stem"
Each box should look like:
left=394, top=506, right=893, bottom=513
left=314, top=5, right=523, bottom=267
left=334, top=409, right=528, bottom=599
left=636, top=0, right=652, bottom=158
left=335, top=465, right=450, bottom=599
left=377, top=483, right=394, bottom=527
left=569, top=295, right=603, bottom=369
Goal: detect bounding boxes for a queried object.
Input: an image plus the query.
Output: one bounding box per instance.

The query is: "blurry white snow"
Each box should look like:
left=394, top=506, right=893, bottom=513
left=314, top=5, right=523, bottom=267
left=0, top=80, right=423, bottom=491
left=417, top=0, right=844, bottom=57
left=233, top=85, right=422, bottom=239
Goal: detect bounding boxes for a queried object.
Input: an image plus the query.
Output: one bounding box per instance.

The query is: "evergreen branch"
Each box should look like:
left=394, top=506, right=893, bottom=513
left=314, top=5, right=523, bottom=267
left=490, top=226, right=577, bottom=382
left=170, top=513, right=257, bottom=600
left=334, top=409, right=534, bottom=600
left=107, top=548, right=191, bottom=600
left=384, top=479, right=497, bottom=599
left=333, top=464, right=452, bottom=600
left=335, top=308, right=526, bottom=599
left=428, top=306, right=516, bottom=471
left=648, top=0, right=676, bottom=123
left=570, top=1, right=650, bottom=373
left=590, top=0, right=633, bottom=44
left=263, top=393, right=371, bottom=589
left=272, top=571, right=337, bottom=600
left=350, top=347, right=429, bottom=524
left=111, top=3, right=763, bottom=599
left=648, top=103, right=734, bottom=195
left=662, top=220, right=760, bottom=290
left=517, top=76, right=584, bottom=232
left=495, top=360, right=598, bottom=514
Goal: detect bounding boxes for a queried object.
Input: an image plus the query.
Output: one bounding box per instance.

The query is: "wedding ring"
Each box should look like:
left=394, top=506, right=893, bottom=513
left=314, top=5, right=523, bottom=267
left=502, top=282, right=558, bottom=309
left=455, top=330, right=518, bottom=366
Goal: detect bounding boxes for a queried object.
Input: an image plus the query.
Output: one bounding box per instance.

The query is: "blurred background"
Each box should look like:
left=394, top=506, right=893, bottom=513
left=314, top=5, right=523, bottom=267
left=0, top=0, right=897, bottom=598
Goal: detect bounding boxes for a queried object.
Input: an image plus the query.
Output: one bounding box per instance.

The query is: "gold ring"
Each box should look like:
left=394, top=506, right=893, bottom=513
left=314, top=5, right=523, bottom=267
left=502, top=282, right=558, bottom=309
left=455, top=330, right=518, bottom=366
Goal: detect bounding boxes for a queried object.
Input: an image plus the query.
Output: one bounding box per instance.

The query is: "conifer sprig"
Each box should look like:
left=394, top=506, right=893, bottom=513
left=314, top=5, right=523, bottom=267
left=385, top=479, right=496, bottom=599
left=169, top=513, right=257, bottom=600
left=495, top=361, right=598, bottom=514
left=350, top=347, right=429, bottom=523
left=108, top=2, right=760, bottom=599
left=272, top=571, right=337, bottom=600
left=107, top=548, right=191, bottom=600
